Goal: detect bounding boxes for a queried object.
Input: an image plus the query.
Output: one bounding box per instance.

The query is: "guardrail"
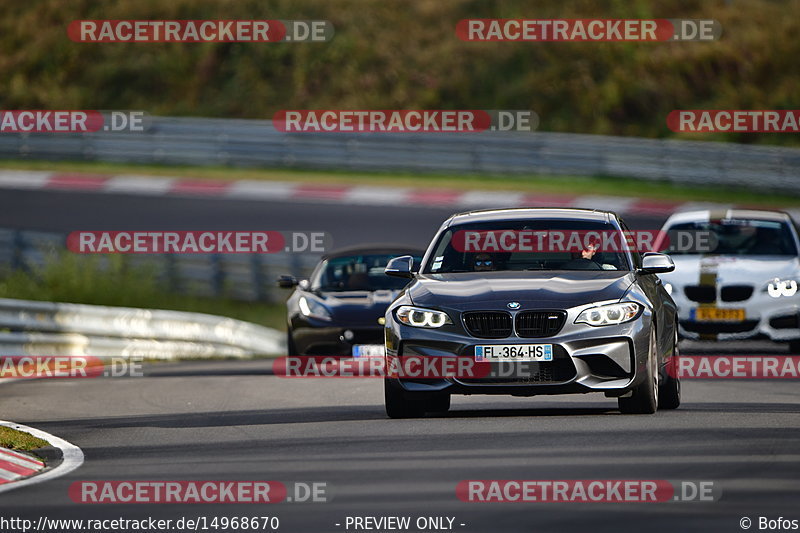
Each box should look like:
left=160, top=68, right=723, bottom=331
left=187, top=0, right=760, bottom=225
left=1, top=116, right=799, bottom=192
left=0, top=297, right=285, bottom=358
left=0, top=228, right=319, bottom=303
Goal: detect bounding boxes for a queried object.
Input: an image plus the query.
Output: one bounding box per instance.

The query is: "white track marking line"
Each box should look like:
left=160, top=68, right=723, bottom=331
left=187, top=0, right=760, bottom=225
left=571, top=195, right=637, bottom=213
left=0, top=171, right=52, bottom=189
left=105, top=175, right=176, bottom=194
left=225, top=180, right=298, bottom=199
left=457, top=190, right=527, bottom=208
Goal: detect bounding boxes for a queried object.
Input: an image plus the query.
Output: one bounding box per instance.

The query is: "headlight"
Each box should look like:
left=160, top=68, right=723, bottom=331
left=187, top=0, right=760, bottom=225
left=663, top=282, right=673, bottom=295
left=575, top=302, right=642, bottom=326
left=298, top=296, right=332, bottom=321
left=766, top=278, right=798, bottom=298
left=395, top=306, right=452, bottom=328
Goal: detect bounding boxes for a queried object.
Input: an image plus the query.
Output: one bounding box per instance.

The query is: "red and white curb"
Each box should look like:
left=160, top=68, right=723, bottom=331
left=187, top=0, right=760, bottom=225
left=0, top=446, right=44, bottom=484
left=0, top=420, right=84, bottom=494
left=0, top=169, right=730, bottom=218
left=2, top=169, right=795, bottom=220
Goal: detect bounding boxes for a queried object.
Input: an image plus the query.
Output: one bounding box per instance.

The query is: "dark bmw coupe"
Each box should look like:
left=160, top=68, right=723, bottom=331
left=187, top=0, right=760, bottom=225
left=279, top=245, right=423, bottom=357
left=383, top=208, right=680, bottom=417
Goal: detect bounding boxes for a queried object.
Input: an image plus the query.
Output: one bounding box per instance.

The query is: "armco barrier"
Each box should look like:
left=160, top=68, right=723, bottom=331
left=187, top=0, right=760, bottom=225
left=0, top=228, right=319, bottom=303
left=0, top=116, right=799, bottom=192
left=0, top=297, right=285, bottom=358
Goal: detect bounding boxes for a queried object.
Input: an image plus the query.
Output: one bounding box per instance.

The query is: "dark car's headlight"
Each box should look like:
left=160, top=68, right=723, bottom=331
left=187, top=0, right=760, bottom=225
left=395, top=306, right=452, bottom=328
left=575, top=302, right=641, bottom=326
left=299, top=296, right=332, bottom=321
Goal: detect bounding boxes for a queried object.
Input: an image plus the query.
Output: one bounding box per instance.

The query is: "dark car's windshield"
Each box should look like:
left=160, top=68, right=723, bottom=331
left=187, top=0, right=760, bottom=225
left=312, top=253, right=422, bottom=291
left=665, top=219, right=798, bottom=256
left=423, top=220, right=632, bottom=273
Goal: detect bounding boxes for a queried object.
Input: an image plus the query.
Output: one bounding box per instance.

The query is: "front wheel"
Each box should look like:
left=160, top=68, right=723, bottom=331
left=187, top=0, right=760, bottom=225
left=659, top=329, right=681, bottom=410
left=619, top=328, right=659, bottom=414
left=384, top=380, right=425, bottom=419
left=428, top=393, right=451, bottom=413
left=286, top=330, right=298, bottom=356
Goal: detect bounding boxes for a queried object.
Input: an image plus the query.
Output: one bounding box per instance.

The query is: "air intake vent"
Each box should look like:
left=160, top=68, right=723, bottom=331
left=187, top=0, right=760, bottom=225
left=684, top=285, right=716, bottom=303
left=720, top=285, right=754, bottom=302
left=515, top=311, right=567, bottom=337
left=463, top=312, right=512, bottom=338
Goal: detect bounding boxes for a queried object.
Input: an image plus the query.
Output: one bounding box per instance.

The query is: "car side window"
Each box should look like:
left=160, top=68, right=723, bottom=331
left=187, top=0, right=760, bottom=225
left=793, top=219, right=800, bottom=255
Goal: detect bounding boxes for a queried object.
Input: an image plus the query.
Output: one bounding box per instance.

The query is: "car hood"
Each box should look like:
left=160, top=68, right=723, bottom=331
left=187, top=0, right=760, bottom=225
left=407, top=271, right=635, bottom=310
left=317, top=289, right=399, bottom=324
left=660, top=255, right=800, bottom=287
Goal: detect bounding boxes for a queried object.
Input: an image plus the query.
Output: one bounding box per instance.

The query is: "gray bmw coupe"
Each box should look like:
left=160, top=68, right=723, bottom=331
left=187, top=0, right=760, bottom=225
left=383, top=208, right=679, bottom=417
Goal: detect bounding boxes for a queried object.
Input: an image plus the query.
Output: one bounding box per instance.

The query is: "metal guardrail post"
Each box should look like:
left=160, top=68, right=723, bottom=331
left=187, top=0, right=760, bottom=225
left=211, top=253, right=224, bottom=298
left=11, top=230, right=24, bottom=272
left=251, top=254, right=266, bottom=301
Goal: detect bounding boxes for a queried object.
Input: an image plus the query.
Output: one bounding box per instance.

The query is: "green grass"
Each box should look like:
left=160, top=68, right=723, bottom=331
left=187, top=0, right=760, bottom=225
left=0, top=426, right=49, bottom=452
left=2, top=0, right=799, bottom=146
left=1, top=159, right=796, bottom=207
left=0, top=252, right=289, bottom=331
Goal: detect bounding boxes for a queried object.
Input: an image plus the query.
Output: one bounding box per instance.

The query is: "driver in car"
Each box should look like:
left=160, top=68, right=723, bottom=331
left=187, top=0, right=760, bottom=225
left=562, top=243, right=604, bottom=269
left=473, top=252, right=495, bottom=272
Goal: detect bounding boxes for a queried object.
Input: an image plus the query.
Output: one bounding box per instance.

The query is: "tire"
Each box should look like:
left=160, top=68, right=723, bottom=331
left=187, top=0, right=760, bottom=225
left=788, top=340, right=800, bottom=354
left=659, top=329, right=681, bottom=410
left=619, top=328, right=659, bottom=414
left=286, top=330, right=298, bottom=356
left=428, top=394, right=451, bottom=413
left=384, top=380, right=425, bottom=419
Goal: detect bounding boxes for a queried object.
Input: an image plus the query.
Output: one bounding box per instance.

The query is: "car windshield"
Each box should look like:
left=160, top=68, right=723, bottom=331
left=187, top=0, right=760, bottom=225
left=312, top=253, right=422, bottom=291
left=665, top=219, right=798, bottom=256
left=422, top=220, right=632, bottom=273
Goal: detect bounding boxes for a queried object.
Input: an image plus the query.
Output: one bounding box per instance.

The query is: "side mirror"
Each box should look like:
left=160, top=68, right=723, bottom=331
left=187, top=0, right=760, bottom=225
left=639, top=253, right=675, bottom=274
left=277, top=275, right=298, bottom=288
left=385, top=255, right=415, bottom=278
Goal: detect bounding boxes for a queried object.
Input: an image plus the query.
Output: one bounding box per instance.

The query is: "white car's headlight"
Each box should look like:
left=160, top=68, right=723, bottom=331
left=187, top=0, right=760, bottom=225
left=396, top=306, right=452, bottom=328
left=575, top=302, right=642, bottom=326
left=299, top=296, right=332, bottom=321
left=765, top=278, right=798, bottom=298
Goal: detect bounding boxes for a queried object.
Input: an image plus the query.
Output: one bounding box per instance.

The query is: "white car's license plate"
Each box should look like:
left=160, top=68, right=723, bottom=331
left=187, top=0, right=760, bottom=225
left=352, top=344, right=385, bottom=358
left=475, top=344, right=553, bottom=362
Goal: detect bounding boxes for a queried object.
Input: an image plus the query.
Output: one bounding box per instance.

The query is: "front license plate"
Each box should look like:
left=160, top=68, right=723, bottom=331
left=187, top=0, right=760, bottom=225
left=692, top=308, right=746, bottom=322
left=475, top=344, right=553, bottom=362
left=352, top=344, right=385, bottom=358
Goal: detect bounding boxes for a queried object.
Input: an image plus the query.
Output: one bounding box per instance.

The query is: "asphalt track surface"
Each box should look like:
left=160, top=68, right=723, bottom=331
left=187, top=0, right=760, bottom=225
left=0, top=188, right=666, bottom=248
left=1, top=347, right=799, bottom=533
left=0, top=188, right=798, bottom=532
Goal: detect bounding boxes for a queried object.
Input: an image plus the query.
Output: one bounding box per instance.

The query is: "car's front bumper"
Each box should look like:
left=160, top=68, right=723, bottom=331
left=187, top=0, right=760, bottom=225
left=290, top=317, right=384, bottom=356
left=385, top=307, right=653, bottom=397
left=672, top=292, right=800, bottom=342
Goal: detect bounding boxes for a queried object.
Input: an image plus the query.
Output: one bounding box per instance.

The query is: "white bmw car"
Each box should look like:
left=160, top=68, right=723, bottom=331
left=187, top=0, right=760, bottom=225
left=658, top=209, right=800, bottom=353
